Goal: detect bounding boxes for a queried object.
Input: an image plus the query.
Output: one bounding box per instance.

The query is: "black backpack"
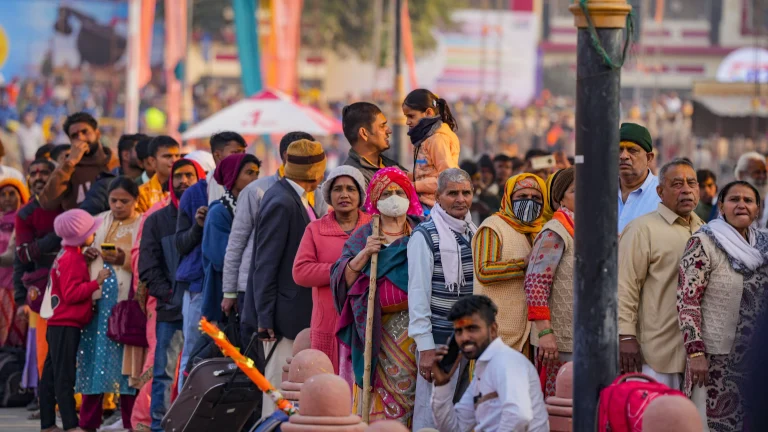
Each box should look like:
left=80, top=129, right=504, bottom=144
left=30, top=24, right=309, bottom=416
left=0, top=347, right=35, bottom=407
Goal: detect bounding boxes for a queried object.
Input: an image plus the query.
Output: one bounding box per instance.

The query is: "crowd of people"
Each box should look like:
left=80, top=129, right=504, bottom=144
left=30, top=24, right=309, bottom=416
left=0, top=85, right=764, bottom=432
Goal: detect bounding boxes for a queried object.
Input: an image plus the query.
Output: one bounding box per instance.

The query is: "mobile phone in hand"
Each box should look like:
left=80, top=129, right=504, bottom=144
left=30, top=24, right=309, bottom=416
left=438, top=334, right=460, bottom=373
left=101, top=243, right=116, bottom=252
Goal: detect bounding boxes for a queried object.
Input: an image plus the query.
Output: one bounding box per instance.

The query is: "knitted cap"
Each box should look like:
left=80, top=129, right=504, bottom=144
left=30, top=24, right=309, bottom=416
left=321, top=165, right=367, bottom=208
left=54, top=209, right=103, bottom=247
left=550, top=166, right=574, bottom=205
left=284, top=139, right=326, bottom=182
left=0, top=178, right=30, bottom=206
left=620, top=122, right=653, bottom=153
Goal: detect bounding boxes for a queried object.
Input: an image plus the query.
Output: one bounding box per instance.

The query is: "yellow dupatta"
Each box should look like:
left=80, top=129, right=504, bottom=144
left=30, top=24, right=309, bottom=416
left=495, top=173, right=549, bottom=239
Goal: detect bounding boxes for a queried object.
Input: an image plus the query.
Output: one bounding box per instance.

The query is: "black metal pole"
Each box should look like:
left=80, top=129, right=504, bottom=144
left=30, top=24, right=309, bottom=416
left=571, top=2, right=629, bottom=430
left=391, top=0, right=404, bottom=166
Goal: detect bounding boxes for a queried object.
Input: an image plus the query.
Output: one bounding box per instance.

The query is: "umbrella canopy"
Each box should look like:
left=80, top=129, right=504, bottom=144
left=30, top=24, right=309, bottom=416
left=181, top=89, right=342, bottom=139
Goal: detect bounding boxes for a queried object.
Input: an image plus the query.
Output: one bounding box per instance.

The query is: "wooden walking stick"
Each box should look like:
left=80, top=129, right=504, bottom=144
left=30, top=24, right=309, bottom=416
left=362, top=215, right=380, bottom=423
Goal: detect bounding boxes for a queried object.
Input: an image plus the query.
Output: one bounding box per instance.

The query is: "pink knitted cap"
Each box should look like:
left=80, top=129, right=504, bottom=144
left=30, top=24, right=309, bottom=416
left=54, top=209, right=103, bottom=247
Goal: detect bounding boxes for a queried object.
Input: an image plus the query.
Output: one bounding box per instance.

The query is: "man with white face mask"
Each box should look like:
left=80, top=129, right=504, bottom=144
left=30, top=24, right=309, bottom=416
left=408, top=168, right=478, bottom=430
left=734, top=151, right=768, bottom=227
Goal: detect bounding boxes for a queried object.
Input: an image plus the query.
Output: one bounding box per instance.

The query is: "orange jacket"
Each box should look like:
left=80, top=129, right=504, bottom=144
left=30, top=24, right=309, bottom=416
left=413, top=123, right=460, bottom=208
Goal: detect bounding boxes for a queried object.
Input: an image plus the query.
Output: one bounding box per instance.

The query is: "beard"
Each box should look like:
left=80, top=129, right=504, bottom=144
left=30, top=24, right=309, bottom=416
left=173, top=187, right=187, bottom=200
left=86, top=140, right=100, bottom=155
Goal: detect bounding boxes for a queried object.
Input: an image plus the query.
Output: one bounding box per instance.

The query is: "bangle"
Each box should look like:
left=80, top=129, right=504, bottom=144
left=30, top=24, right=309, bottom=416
left=538, top=328, right=554, bottom=338
left=620, top=336, right=636, bottom=341
left=346, top=262, right=361, bottom=273
left=689, top=352, right=704, bottom=359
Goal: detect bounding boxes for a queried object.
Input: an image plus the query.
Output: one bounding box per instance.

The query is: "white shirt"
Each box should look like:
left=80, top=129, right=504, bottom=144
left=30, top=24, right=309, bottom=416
left=431, top=337, right=549, bottom=432
left=285, top=178, right=310, bottom=210
left=15, top=123, right=45, bottom=163
left=207, top=170, right=225, bottom=204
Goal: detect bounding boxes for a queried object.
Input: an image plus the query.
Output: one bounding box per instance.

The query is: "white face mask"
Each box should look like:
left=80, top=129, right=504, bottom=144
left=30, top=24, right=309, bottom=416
left=376, top=195, right=410, bottom=217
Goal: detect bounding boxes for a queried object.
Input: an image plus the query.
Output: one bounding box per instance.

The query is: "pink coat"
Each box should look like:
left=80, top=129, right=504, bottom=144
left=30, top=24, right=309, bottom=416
left=292, top=210, right=372, bottom=373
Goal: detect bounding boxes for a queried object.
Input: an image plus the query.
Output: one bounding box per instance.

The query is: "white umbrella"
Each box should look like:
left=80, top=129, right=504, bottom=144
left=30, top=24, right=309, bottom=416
left=182, top=89, right=342, bottom=140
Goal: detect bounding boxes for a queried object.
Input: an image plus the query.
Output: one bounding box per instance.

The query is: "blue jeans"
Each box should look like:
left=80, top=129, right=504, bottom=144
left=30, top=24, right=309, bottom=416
left=150, top=320, right=183, bottom=432
left=179, top=290, right=204, bottom=391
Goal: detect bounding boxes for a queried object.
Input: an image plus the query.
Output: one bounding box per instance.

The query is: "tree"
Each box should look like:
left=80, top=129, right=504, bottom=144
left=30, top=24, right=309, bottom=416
left=301, top=0, right=464, bottom=62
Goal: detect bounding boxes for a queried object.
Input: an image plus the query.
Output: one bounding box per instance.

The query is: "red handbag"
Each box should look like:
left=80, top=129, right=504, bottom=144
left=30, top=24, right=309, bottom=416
left=597, top=373, right=686, bottom=432
left=107, top=284, right=148, bottom=348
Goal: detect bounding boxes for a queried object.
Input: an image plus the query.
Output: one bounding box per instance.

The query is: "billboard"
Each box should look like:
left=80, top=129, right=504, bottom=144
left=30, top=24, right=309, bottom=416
left=0, top=0, right=128, bottom=81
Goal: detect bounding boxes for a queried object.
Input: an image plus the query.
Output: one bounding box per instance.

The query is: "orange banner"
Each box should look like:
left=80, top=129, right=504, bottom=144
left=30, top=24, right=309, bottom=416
left=164, top=0, right=186, bottom=139
left=258, top=0, right=302, bottom=96
left=139, top=0, right=156, bottom=88
left=402, top=0, right=418, bottom=90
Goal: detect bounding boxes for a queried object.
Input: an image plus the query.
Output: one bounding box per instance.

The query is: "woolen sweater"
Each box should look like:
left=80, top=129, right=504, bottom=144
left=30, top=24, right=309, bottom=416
left=48, top=246, right=101, bottom=328
left=472, top=216, right=533, bottom=352
left=291, top=210, right=371, bottom=373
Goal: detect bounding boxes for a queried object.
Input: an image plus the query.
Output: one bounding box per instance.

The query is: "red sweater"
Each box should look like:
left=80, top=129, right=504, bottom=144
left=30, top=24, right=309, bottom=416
left=48, top=246, right=100, bottom=328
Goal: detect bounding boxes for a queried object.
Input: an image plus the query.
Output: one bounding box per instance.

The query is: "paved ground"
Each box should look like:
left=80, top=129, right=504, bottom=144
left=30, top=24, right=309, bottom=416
left=0, top=407, right=38, bottom=432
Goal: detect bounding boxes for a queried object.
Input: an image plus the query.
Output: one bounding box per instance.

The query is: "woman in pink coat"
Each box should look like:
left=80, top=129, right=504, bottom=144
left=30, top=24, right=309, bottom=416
left=293, top=166, right=371, bottom=380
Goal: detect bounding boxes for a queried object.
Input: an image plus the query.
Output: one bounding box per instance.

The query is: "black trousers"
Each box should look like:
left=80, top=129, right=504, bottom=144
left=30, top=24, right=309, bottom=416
left=39, top=325, right=81, bottom=430
left=237, top=292, right=264, bottom=428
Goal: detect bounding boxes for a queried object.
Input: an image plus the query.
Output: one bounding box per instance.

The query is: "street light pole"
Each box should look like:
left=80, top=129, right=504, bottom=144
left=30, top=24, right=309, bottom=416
left=391, top=0, right=406, bottom=166
left=569, top=1, right=631, bottom=431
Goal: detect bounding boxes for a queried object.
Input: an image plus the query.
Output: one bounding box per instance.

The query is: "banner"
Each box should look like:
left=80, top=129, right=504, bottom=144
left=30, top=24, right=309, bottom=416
left=435, top=9, right=539, bottom=106
left=259, top=0, right=302, bottom=96
left=0, top=1, right=128, bottom=80
left=233, top=0, right=262, bottom=96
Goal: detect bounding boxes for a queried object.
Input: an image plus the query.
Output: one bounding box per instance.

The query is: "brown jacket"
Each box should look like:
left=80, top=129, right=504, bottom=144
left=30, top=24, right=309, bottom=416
left=39, top=145, right=112, bottom=211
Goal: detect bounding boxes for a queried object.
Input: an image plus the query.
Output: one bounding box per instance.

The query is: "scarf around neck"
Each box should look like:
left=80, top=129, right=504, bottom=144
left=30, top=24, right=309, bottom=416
left=408, top=116, right=442, bottom=146
left=430, top=203, right=478, bottom=291
left=552, top=207, right=575, bottom=238
left=702, top=218, right=768, bottom=273
left=221, top=189, right=237, bottom=218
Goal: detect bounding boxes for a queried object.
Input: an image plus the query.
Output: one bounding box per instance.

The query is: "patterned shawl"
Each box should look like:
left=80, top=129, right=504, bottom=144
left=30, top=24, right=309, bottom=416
left=331, top=216, right=422, bottom=387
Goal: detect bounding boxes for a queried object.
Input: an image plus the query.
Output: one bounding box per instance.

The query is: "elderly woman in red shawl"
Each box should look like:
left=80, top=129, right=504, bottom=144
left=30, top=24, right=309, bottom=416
left=0, top=178, right=30, bottom=347
left=331, top=167, right=423, bottom=427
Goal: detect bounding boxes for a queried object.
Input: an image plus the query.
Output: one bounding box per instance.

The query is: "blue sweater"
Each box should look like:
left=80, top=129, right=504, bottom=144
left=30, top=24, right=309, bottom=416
left=201, top=200, right=233, bottom=322
left=176, top=180, right=208, bottom=293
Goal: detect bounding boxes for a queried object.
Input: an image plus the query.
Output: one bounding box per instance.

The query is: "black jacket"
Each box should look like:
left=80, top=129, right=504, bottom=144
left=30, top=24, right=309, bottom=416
left=247, top=179, right=314, bottom=339
left=139, top=204, right=183, bottom=322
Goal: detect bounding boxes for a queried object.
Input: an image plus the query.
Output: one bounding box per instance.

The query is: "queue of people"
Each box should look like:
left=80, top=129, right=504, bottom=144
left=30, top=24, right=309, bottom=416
left=0, top=91, right=764, bottom=432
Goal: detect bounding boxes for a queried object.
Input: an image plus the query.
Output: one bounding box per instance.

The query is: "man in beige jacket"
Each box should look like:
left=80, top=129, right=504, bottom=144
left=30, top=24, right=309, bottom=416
left=618, top=158, right=703, bottom=388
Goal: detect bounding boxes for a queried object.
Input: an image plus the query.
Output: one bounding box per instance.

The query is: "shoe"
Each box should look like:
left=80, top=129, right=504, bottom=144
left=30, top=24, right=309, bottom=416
left=27, top=397, right=40, bottom=411
left=28, top=410, right=41, bottom=420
